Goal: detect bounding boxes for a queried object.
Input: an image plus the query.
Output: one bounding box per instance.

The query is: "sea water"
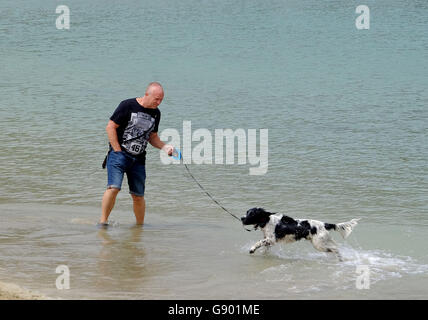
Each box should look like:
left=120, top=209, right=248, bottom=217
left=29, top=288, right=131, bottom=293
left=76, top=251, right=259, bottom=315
left=0, top=0, right=427, bottom=299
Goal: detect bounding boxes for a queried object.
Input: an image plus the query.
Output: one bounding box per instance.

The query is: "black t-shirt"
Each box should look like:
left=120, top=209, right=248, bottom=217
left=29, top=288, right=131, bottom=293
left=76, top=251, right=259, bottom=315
left=109, top=98, right=161, bottom=163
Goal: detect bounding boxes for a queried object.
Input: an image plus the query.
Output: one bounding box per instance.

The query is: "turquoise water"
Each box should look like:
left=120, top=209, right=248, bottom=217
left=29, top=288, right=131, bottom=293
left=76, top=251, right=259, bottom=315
left=0, top=0, right=427, bottom=299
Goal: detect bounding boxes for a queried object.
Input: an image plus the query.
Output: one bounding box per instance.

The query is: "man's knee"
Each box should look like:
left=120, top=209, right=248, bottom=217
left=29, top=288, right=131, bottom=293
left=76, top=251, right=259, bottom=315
left=131, top=194, right=144, bottom=202
left=107, top=187, right=120, bottom=194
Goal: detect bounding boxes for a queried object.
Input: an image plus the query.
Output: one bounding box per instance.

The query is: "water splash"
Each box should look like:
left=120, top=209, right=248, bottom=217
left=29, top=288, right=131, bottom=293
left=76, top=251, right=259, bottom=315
left=242, top=241, right=428, bottom=293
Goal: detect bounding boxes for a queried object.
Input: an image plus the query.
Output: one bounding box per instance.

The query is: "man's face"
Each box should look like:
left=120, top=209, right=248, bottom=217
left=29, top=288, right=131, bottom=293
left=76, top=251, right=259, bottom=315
left=145, top=88, right=164, bottom=108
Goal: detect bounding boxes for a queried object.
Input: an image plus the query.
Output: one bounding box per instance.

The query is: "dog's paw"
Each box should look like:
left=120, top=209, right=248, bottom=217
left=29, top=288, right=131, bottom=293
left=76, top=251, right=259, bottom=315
left=249, top=249, right=255, bottom=254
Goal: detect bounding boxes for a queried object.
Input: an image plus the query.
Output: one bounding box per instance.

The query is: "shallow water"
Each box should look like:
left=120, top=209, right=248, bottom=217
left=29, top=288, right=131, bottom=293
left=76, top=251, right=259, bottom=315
left=1, top=0, right=428, bottom=299
left=1, top=203, right=427, bottom=299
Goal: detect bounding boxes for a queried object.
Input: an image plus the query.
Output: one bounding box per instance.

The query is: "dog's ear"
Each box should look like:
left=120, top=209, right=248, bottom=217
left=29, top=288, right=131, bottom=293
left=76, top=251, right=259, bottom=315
left=253, top=208, right=273, bottom=229
left=259, top=208, right=275, bottom=216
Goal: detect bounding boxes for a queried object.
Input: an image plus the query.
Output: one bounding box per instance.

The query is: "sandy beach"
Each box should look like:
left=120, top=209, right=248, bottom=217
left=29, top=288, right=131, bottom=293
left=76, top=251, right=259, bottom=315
left=0, top=280, right=49, bottom=300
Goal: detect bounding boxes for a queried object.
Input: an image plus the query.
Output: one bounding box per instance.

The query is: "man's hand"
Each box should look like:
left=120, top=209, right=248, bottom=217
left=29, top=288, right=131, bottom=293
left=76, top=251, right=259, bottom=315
left=162, top=144, right=174, bottom=156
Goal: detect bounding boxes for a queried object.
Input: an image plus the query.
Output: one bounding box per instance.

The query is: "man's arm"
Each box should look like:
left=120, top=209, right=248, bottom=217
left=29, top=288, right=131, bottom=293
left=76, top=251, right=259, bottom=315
left=106, top=120, right=122, bottom=152
left=149, top=132, right=174, bottom=155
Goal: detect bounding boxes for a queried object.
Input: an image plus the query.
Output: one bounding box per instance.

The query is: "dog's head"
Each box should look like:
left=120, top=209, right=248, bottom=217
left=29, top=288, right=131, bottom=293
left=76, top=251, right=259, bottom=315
left=241, top=207, right=275, bottom=229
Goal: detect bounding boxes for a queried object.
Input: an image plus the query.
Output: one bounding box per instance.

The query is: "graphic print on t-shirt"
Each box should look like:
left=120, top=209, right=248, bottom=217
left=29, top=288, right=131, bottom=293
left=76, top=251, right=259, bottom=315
left=121, top=112, right=156, bottom=155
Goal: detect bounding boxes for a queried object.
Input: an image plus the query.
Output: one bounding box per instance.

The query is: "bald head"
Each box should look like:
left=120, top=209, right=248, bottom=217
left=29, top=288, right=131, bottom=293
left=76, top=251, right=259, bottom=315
left=145, top=82, right=164, bottom=95
left=138, top=82, right=164, bottom=109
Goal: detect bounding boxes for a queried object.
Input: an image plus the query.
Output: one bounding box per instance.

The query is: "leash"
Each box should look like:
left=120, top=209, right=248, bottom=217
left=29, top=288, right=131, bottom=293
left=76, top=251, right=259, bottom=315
left=182, top=162, right=252, bottom=232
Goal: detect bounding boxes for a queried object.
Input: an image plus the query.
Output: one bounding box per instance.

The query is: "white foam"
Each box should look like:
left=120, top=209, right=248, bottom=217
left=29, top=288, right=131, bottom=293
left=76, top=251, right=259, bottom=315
left=243, top=241, right=428, bottom=292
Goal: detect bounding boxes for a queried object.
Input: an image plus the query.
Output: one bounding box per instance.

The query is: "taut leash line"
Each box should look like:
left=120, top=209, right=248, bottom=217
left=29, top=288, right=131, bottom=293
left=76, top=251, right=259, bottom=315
left=183, top=163, right=251, bottom=232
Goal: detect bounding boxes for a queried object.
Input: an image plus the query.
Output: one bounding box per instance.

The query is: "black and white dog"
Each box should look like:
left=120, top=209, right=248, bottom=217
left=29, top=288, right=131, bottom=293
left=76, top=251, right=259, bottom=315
left=241, top=208, right=360, bottom=259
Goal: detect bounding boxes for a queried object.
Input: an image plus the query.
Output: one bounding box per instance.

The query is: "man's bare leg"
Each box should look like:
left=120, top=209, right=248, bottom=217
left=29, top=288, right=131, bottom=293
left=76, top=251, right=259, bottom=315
left=100, top=188, right=120, bottom=224
left=131, top=194, right=145, bottom=225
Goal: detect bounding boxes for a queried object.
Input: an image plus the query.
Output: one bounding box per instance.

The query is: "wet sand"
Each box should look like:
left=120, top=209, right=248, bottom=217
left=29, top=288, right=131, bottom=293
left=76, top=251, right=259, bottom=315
left=0, top=280, right=49, bottom=300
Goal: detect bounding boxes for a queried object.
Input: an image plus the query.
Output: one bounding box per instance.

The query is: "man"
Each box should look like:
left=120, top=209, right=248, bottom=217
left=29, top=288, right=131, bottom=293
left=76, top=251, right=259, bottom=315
left=99, top=82, right=174, bottom=226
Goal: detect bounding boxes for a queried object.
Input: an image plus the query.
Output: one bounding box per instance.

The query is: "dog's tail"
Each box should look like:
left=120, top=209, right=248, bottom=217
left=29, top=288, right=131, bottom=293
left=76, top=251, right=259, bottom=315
left=336, top=218, right=360, bottom=239
left=326, top=219, right=360, bottom=239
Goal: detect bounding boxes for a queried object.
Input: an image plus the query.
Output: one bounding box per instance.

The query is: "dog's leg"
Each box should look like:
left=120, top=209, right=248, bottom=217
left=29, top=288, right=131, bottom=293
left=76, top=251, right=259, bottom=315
left=326, top=246, right=343, bottom=262
left=249, top=238, right=273, bottom=254
left=311, top=233, right=343, bottom=261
